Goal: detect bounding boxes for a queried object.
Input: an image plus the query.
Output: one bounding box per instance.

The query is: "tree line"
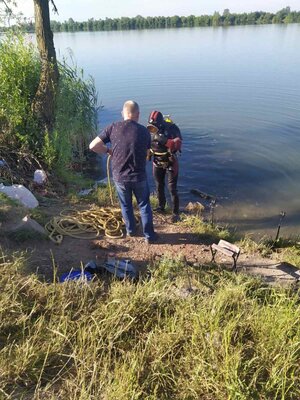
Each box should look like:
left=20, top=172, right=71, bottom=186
left=9, top=7, right=300, bottom=33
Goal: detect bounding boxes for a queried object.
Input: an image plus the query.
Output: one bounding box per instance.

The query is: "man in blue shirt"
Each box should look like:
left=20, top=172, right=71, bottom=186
left=89, top=100, right=157, bottom=244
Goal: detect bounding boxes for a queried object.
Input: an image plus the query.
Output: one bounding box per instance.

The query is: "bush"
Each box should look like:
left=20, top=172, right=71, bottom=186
left=0, top=33, right=98, bottom=178
left=45, top=60, right=98, bottom=170
left=0, top=33, right=40, bottom=149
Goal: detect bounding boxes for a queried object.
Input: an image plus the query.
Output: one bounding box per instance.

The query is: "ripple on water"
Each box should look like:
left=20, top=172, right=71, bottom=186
left=58, top=25, right=300, bottom=234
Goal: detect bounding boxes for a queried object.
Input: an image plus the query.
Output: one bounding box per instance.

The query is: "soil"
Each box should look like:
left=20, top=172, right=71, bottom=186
left=1, top=196, right=300, bottom=286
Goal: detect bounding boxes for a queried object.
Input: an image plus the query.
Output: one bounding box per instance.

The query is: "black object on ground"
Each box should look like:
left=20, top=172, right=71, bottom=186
left=272, top=211, right=286, bottom=248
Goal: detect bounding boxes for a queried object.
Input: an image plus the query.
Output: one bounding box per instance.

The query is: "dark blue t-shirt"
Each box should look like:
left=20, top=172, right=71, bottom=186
left=99, top=120, right=151, bottom=183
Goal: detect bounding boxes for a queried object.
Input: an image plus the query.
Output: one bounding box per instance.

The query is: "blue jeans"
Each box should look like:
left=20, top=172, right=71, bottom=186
left=114, top=180, right=155, bottom=240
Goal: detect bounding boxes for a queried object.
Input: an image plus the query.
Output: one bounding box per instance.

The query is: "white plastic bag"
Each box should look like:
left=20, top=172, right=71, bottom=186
left=33, top=169, right=47, bottom=185
left=0, top=184, right=39, bottom=209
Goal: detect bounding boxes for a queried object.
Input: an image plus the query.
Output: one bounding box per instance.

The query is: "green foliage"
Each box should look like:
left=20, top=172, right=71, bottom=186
left=0, top=33, right=40, bottom=148
left=29, top=208, right=50, bottom=227
left=9, top=8, right=300, bottom=33
left=49, top=60, right=98, bottom=170
left=93, top=183, right=117, bottom=206
left=1, top=251, right=300, bottom=398
left=181, top=214, right=235, bottom=243
left=237, top=235, right=273, bottom=257
left=0, top=33, right=98, bottom=175
left=278, top=245, right=300, bottom=267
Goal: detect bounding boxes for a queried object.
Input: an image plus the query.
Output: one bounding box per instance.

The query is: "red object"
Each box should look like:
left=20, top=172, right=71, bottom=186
left=166, top=137, right=182, bottom=152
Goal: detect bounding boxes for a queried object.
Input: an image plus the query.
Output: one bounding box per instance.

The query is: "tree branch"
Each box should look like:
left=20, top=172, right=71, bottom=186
left=1, top=0, right=13, bottom=15
left=49, top=0, right=58, bottom=15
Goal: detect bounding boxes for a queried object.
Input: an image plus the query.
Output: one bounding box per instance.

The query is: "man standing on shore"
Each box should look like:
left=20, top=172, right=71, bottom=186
left=89, top=100, right=157, bottom=244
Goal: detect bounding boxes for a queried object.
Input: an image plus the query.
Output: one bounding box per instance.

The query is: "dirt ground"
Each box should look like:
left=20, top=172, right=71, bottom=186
left=1, top=198, right=300, bottom=286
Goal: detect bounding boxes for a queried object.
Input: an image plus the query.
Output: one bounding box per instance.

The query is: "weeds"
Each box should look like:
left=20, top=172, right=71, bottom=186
left=276, top=245, right=300, bottom=268
left=0, top=33, right=98, bottom=183
left=92, top=184, right=117, bottom=206
left=180, top=214, right=235, bottom=243
left=237, top=235, right=273, bottom=257
left=0, top=251, right=300, bottom=399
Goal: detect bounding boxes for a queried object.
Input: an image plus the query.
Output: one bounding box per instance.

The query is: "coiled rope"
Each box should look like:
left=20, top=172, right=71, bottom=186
left=45, top=155, right=139, bottom=244
left=45, top=207, right=126, bottom=244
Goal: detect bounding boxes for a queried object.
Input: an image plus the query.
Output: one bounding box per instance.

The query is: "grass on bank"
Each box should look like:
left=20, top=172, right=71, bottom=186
left=0, top=251, right=300, bottom=399
left=0, top=33, right=97, bottom=186
left=180, top=214, right=235, bottom=243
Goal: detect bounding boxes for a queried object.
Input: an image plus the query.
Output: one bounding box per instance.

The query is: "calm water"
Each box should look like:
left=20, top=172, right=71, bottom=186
left=51, top=25, right=300, bottom=236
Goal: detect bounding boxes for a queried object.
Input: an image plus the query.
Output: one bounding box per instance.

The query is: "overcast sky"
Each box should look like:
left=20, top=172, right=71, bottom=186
left=18, top=0, right=300, bottom=22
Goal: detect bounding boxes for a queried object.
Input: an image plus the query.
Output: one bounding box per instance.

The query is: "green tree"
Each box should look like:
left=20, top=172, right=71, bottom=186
left=273, top=7, right=291, bottom=23
left=67, top=17, right=75, bottom=31
left=170, top=15, right=182, bottom=28
left=212, top=11, right=221, bottom=26
left=186, top=15, right=195, bottom=27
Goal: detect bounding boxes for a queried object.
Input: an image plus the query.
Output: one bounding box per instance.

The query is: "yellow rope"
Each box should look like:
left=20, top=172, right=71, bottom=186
left=45, top=154, right=139, bottom=244
left=45, top=206, right=127, bottom=244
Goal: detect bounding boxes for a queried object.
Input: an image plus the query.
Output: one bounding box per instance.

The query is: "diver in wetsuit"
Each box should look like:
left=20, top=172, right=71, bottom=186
left=147, top=110, right=182, bottom=222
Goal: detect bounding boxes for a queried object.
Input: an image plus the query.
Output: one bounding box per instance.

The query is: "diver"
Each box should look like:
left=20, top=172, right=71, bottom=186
left=147, top=110, right=182, bottom=223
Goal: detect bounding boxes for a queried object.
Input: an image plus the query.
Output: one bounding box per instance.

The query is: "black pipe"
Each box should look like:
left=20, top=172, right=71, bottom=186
left=190, top=189, right=216, bottom=201
left=210, top=199, right=217, bottom=227
left=273, top=211, right=286, bottom=247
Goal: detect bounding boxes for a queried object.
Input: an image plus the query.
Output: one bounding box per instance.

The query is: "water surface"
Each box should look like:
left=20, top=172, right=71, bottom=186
left=51, top=25, right=300, bottom=236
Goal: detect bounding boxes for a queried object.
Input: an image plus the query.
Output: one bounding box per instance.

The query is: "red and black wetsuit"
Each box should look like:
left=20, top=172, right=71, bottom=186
left=151, top=122, right=182, bottom=215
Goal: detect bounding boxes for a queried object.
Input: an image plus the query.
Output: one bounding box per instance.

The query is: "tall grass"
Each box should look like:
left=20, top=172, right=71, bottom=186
left=0, top=33, right=97, bottom=180
left=45, top=59, right=98, bottom=171
left=180, top=214, right=235, bottom=243
left=1, top=251, right=300, bottom=399
left=0, top=33, right=40, bottom=149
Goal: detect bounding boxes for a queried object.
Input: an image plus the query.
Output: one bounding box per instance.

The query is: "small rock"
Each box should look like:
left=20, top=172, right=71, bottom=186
left=33, top=170, right=47, bottom=185
left=185, top=201, right=205, bottom=214
left=11, top=215, right=46, bottom=235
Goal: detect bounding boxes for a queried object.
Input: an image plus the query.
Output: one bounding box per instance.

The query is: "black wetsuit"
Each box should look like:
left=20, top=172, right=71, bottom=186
left=151, top=122, right=182, bottom=215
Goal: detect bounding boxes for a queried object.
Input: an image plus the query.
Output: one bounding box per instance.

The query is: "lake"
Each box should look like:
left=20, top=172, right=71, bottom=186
left=51, top=24, right=300, bottom=236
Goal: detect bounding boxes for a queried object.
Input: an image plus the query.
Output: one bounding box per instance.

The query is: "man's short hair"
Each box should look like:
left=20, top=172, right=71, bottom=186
left=123, top=100, right=139, bottom=116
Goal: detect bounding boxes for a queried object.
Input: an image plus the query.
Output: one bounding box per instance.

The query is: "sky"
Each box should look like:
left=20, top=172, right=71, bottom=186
left=17, top=0, right=300, bottom=22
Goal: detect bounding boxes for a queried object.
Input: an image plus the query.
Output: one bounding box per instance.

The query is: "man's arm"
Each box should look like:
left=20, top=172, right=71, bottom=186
left=89, top=137, right=111, bottom=155
left=90, top=124, right=113, bottom=155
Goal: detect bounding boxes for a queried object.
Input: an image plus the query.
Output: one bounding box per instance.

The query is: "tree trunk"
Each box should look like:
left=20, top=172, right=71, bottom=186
left=32, top=0, right=59, bottom=132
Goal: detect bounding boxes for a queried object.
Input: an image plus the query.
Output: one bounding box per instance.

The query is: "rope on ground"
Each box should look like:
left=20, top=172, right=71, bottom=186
left=45, top=207, right=129, bottom=244
left=45, top=155, right=141, bottom=244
